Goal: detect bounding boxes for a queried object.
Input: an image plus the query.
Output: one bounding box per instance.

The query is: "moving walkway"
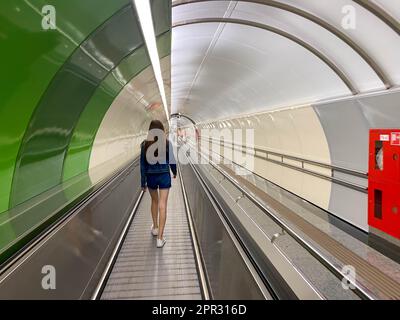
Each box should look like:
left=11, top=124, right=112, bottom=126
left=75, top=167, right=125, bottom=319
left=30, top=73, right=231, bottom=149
left=0, top=144, right=399, bottom=300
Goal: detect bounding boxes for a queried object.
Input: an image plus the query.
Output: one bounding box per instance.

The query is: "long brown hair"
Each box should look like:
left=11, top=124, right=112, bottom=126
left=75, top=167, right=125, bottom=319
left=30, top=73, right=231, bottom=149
left=144, top=120, right=168, bottom=157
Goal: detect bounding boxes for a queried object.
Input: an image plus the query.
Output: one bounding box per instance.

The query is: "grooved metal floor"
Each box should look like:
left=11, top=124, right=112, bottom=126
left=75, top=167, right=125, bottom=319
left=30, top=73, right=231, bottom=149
left=101, top=178, right=202, bottom=300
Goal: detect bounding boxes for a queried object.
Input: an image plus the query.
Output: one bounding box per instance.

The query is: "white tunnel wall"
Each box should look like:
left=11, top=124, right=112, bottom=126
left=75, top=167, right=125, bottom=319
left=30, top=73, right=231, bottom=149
left=195, top=88, right=400, bottom=232
left=172, top=1, right=400, bottom=232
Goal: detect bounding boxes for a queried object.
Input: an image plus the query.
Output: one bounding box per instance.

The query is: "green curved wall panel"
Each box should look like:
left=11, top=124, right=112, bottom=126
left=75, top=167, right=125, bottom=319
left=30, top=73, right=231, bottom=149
left=63, top=29, right=172, bottom=182
left=62, top=74, right=123, bottom=182
left=10, top=49, right=106, bottom=207
left=157, top=31, right=172, bottom=62
left=9, top=4, right=145, bottom=207
left=0, top=0, right=130, bottom=213
left=63, top=46, right=150, bottom=181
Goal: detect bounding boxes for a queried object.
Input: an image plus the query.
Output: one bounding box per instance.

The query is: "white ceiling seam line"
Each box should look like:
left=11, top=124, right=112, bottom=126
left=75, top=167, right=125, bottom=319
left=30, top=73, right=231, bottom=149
left=179, top=1, right=239, bottom=110
left=133, top=0, right=170, bottom=121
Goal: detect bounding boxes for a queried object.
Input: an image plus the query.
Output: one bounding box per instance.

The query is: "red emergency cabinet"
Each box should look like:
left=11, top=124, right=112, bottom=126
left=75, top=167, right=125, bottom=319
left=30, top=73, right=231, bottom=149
left=368, top=129, right=400, bottom=239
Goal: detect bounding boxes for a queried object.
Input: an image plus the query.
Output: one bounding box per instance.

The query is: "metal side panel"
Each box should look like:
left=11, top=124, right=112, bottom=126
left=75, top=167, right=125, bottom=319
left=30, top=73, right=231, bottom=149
left=101, top=178, right=202, bottom=300
left=180, top=162, right=270, bottom=300
left=0, top=163, right=141, bottom=300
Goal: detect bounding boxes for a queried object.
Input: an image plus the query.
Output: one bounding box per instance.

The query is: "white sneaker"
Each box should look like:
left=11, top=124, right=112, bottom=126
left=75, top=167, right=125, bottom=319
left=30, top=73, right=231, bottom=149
left=156, top=238, right=166, bottom=248
left=151, top=225, right=158, bottom=236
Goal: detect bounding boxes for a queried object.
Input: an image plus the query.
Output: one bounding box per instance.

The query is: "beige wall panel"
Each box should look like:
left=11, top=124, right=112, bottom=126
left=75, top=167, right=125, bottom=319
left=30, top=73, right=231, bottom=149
left=90, top=95, right=147, bottom=170
left=268, top=154, right=283, bottom=162
left=203, top=104, right=333, bottom=210
left=271, top=109, right=303, bottom=156
left=282, top=158, right=302, bottom=168
left=280, top=166, right=304, bottom=196
left=253, top=157, right=283, bottom=187
left=291, top=107, right=331, bottom=163
left=255, top=113, right=281, bottom=152
left=272, top=109, right=305, bottom=197
left=302, top=175, right=331, bottom=210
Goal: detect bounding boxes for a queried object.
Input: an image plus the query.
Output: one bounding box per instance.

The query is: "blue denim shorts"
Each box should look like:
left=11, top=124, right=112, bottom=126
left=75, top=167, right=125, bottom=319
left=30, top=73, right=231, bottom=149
left=146, top=172, right=171, bottom=189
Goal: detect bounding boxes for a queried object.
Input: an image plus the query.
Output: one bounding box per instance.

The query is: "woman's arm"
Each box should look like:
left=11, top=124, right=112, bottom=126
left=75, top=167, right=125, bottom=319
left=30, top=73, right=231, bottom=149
left=140, top=142, right=147, bottom=188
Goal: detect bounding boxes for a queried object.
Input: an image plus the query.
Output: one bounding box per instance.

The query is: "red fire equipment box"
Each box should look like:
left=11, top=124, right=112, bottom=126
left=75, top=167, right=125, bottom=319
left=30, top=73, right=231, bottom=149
left=368, top=129, right=400, bottom=240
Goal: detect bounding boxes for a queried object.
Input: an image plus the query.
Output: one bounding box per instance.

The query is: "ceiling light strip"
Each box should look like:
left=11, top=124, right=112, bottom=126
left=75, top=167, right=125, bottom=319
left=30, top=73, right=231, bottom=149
left=133, top=0, right=170, bottom=121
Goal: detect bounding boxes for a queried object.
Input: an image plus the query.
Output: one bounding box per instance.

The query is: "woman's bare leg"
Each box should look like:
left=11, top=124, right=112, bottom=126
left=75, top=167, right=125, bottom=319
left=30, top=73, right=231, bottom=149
left=158, top=188, right=170, bottom=240
left=149, top=188, right=159, bottom=229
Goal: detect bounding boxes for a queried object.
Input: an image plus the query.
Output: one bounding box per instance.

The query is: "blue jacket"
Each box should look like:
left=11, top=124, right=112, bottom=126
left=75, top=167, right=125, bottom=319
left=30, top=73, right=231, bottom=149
left=140, top=140, right=177, bottom=188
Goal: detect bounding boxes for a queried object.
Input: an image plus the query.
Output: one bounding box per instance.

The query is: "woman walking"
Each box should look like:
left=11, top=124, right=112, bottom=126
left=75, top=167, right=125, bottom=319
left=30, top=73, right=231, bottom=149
left=140, top=120, right=177, bottom=248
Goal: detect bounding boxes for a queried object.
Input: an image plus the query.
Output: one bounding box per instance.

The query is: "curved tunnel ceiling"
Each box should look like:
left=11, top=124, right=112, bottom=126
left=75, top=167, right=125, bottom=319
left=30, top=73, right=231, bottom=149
left=174, top=18, right=359, bottom=94
left=171, top=0, right=400, bottom=123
